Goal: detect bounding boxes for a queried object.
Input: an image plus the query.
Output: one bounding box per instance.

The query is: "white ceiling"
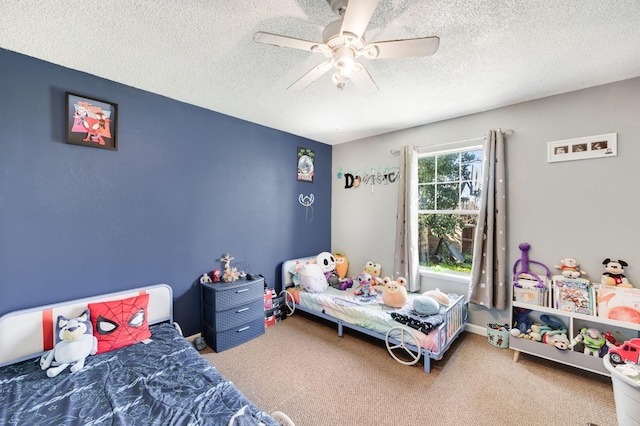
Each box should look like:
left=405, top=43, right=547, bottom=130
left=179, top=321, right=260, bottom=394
left=2, top=1, right=640, bottom=145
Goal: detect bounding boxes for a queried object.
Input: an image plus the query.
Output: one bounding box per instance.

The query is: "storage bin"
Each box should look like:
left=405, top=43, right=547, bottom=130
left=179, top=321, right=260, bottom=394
left=603, top=354, right=640, bottom=426
left=486, top=323, right=509, bottom=348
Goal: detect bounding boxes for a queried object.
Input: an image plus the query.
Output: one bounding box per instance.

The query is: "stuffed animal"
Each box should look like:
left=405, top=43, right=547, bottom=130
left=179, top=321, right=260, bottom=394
left=334, top=252, right=349, bottom=279
left=363, top=261, right=383, bottom=284
left=422, top=289, right=451, bottom=306
left=524, top=315, right=569, bottom=349
left=544, top=333, right=571, bottom=350
left=299, top=263, right=329, bottom=293
left=413, top=295, right=440, bottom=316
left=555, top=258, right=586, bottom=278
left=381, top=277, right=407, bottom=308
left=316, top=252, right=353, bottom=290
left=40, top=310, right=97, bottom=377
left=601, top=258, right=633, bottom=287
left=353, top=272, right=377, bottom=297
left=511, top=307, right=534, bottom=336
left=413, top=289, right=450, bottom=315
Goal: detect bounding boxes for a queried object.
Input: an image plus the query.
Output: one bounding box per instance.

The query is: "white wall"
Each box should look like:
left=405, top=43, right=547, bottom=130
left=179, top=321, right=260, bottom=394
left=332, top=77, right=640, bottom=330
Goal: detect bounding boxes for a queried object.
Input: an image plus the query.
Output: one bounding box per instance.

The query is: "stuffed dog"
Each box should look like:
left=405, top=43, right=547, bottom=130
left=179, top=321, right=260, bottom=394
left=40, top=309, right=98, bottom=377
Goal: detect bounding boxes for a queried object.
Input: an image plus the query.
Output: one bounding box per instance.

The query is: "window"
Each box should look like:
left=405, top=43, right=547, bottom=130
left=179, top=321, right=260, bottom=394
left=417, top=146, right=483, bottom=274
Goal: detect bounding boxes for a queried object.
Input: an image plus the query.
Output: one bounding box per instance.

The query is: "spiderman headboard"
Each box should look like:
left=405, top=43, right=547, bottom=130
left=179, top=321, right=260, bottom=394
left=0, top=284, right=173, bottom=367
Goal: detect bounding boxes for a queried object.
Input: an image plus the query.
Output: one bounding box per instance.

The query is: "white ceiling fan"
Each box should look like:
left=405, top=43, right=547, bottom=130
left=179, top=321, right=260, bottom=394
left=253, top=0, right=440, bottom=95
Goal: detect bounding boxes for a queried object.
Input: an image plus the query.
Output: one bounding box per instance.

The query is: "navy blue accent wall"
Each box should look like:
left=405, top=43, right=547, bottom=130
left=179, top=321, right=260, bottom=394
left=0, top=48, right=331, bottom=336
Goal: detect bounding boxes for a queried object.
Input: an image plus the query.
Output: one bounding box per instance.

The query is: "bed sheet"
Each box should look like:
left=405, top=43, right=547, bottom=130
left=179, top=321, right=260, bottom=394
left=297, top=287, right=445, bottom=352
left=0, top=323, right=278, bottom=426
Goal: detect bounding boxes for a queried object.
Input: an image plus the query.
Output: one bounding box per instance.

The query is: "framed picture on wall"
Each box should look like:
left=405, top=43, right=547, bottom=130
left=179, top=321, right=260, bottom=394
left=297, top=147, right=315, bottom=182
left=547, top=133, right=616, bottom=163
left=66, top=92, right=118, bottom=150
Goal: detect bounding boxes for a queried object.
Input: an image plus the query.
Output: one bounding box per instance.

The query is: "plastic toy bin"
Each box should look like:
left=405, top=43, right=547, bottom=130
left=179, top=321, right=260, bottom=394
left=603, top=354, right=640, bottom=426
left=486, top=323, right=509, bottom=348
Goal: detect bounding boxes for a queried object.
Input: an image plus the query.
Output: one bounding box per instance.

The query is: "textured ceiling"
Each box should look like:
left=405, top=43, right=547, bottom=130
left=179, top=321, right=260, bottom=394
left=2, top=0, right=640, bottom=145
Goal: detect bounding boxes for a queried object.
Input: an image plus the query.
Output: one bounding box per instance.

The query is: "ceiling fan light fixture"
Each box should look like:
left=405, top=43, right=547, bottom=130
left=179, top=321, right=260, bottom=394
left=334, top=46, right=356, bottom=71
left=331, top=72, right=349, bottom=90
left=254, top=0, right=438, bottom=94
left=332, top=47, right=357, bottom=90
left=335, top=56, right=355, bottom=76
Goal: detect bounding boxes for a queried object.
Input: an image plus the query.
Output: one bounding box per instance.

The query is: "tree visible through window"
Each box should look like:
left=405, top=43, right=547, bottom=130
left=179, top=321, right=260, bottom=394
left=418, top=146, right=483, bottom=273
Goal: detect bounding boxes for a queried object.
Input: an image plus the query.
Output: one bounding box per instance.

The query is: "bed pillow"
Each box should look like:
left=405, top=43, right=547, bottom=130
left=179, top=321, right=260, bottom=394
left=88, top=293, right=151, bottom=354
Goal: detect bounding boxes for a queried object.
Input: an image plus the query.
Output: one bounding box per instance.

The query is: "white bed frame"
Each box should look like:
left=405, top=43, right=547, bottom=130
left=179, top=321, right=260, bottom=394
left=281, top=257, right=467, bottom=373
left=0, top=284, right=173, bottom=367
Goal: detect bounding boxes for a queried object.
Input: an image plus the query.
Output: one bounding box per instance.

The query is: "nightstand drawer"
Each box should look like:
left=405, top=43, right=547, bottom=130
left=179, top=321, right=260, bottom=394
left=203, top=299, right=264, bottom=331
left=202, top=280, right=263, bottom=310
left=203, top=318, right=265, bottom=352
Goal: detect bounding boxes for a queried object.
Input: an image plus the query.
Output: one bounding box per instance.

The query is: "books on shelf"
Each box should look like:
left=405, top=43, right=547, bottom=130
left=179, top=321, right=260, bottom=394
left=597, top=286, right=640, bottom=324
left=513, top=273, right=550, bottom=307
left=552, top=276, right=593, bottom=315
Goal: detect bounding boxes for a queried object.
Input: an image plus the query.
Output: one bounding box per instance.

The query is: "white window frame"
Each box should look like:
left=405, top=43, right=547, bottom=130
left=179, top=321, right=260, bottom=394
left=417, top=143, right=483, bottom=279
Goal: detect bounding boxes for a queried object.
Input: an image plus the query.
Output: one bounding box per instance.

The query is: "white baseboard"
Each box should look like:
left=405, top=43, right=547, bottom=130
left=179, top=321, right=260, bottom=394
left=465, top=323, right=487, bottom=336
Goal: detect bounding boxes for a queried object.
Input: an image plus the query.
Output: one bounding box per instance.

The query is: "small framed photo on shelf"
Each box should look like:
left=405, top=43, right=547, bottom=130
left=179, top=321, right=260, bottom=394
left=547, top=133, right=616, bottom=163
left=66, top=92, right=118, bottom=150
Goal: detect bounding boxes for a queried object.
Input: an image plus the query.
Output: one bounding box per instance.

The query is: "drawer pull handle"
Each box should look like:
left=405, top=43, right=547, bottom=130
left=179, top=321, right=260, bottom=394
left=236, top=308, right=249, bottom=313
left=237, top=326, right=250, bottom=332
left=236, top=288, right=249, bottom=293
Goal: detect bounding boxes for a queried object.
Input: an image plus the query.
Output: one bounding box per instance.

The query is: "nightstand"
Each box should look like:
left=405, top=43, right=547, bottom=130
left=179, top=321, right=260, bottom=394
left=201, top=277, right=265, bottom=352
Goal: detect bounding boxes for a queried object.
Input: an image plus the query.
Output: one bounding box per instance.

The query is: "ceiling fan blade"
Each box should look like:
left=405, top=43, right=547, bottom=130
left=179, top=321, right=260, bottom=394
left=340, top=0, right=379, bottom=39
left=364, top=36, right=440, bottom=59
left=288, top=61, right=333, bottom=91
left=254, top=31, right=327, bottom=54
left=348, top=63, right=378, bottom=96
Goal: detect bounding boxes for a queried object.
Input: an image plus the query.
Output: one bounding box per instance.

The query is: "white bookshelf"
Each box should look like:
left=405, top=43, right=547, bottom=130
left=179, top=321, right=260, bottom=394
left=510, top=297, right=640, bottom=376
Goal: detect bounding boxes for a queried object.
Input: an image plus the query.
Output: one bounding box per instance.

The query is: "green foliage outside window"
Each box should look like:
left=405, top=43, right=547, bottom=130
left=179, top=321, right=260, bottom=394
left=418, top=148, right=483, bottom=273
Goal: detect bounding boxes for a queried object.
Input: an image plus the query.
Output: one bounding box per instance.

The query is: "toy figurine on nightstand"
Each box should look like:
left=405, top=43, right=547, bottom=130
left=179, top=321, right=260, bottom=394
left=220, top=253, right=240, bottom=283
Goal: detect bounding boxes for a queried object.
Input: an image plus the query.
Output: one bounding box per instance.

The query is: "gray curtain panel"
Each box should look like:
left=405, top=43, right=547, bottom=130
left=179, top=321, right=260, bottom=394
left=470, top=130, right=507, bottom=309
left=393, top=145, right=420, bottom=292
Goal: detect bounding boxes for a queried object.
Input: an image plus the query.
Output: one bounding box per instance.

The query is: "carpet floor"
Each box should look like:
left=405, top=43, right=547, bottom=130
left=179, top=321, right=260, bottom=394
left=199, top=313, right=617, bottom=426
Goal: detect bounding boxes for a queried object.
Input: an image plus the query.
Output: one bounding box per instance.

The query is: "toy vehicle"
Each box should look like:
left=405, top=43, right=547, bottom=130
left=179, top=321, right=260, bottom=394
left=608, top=338, right=640, bottom=364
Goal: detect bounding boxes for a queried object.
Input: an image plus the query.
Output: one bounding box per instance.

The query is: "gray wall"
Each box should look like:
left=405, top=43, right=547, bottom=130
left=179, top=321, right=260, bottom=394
left=332, top=77, right=640, bottom=330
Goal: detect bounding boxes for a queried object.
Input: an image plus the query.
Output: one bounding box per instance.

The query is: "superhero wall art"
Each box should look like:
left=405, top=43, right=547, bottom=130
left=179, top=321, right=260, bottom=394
left=66, top=92, right=118, bottom=150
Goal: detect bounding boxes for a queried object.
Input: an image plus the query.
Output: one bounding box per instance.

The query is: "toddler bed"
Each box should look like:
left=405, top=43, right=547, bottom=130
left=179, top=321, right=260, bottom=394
left=0, top=284, right=293, bottom=425
left=281, top=257, right=468, bottom=373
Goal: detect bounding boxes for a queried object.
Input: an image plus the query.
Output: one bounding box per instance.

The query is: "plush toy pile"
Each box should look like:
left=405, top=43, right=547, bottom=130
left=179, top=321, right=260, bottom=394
left=510, top=310, right=572, bottom=351
left=316, top=252, right=353, bottom=290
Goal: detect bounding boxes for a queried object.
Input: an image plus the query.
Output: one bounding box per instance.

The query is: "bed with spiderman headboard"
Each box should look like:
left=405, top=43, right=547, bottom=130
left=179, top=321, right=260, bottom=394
left=281, top=256, right=468, bottom=373
left=0, top=284, right=293, bottom=425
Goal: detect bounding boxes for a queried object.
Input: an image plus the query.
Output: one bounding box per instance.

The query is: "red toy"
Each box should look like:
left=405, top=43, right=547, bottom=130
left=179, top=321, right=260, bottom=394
left=609, top=338, right=640, bottom=364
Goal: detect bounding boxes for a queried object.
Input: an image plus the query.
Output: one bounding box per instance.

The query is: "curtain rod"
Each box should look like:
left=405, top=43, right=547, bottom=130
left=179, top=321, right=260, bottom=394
left=390, top=128, right=515, bottom=155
